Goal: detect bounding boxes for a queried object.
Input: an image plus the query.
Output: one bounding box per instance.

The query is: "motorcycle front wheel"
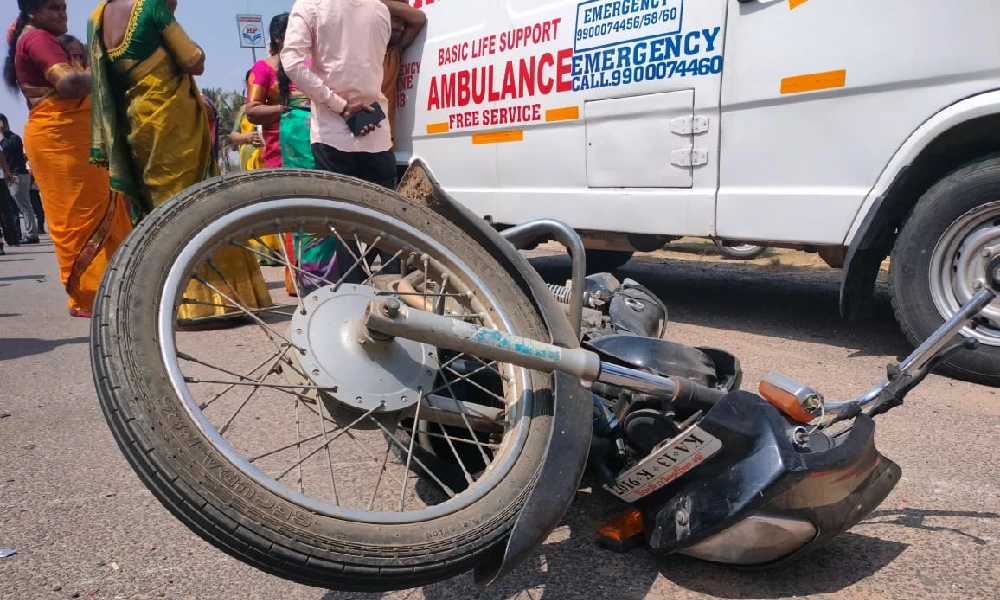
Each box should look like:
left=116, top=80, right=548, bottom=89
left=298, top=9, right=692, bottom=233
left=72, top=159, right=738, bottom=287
left=91, top=170, right=556, bottom=592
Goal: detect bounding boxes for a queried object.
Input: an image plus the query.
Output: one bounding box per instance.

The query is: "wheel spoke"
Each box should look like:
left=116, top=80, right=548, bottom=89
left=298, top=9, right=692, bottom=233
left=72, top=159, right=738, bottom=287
left=315, top=394, right=340, bottom=505
left=368, top=444, right=394, bottom=511
left=399, top=388, right=425, bottom=511
left=415, top=394, right=505, bottom=433
left=329, top=228, right=377, bottom=289
left=249, top=431, right=326, bottom=463
left=192, top=274, right=303, bottom=352
left=183, top=377, right=335, bottom=392
left=436, top=378, right=494, bottom=466
left=368, top=416, right=457, bottom=499
left=234, top=241, right=338, bottom=292
left=275, top=403, right=384, bottom=482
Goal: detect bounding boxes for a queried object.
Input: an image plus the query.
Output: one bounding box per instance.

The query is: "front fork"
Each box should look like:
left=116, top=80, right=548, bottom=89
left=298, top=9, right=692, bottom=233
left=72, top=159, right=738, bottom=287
left=364, top=298, right=701, bottom=404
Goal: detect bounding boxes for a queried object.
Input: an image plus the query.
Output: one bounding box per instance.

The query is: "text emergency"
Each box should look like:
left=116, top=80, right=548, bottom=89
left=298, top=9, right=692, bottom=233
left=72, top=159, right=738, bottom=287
left=571, top=26, right=722, bottom=90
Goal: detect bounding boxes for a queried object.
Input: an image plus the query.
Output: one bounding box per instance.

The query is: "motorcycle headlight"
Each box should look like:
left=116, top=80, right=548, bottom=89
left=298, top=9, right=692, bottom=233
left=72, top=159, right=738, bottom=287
left=678, top=514, right=817, bottom=566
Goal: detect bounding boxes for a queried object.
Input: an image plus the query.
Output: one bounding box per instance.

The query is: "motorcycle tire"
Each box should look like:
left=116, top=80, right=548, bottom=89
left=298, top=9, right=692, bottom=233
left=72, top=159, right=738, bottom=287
left=91, top=170, right=557, bottom=592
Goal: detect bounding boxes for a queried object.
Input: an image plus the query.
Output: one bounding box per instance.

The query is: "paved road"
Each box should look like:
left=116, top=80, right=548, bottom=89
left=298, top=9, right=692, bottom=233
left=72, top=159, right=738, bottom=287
left=1, top=240, right=998, bottom=600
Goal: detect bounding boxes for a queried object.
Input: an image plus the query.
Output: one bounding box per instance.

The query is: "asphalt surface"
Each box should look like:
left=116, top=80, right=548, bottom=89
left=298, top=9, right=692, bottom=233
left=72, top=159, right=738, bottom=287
left=1, top=239, right=998, bottom=600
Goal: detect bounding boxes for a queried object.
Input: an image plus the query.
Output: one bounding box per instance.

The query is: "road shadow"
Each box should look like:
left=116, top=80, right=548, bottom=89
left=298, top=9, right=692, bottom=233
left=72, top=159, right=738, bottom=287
left=0, top=274, right=46, bottom=283
left=0, top=313, right=21, bottom=318
left=528, top=253, right=910, bottom=360
left=316, top=489, right=656, bottom=600
left=859, top=508, right=1000, bottom=545
left=656, top=532, right=906, bottom=599
left=316, top=485, right=914, bottom=600
left=0, top=336, right=89, bottom=361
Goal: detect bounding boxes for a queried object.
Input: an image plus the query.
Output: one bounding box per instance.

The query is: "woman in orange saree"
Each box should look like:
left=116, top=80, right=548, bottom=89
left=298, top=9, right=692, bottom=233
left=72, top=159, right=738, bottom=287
left=4, top=0, right=133, bottom=318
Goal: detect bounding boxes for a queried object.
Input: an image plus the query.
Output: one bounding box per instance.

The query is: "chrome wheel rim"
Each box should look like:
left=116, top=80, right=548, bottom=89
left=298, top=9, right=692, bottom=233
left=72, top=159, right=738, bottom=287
left=929, top=201, right=1000, bottom=346
left=157, top=197, right=533, bottom=524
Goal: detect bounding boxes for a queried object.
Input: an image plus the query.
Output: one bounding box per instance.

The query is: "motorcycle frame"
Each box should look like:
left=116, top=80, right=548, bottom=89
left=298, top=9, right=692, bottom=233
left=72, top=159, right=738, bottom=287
left=388, top=159, right=1000, bottom=585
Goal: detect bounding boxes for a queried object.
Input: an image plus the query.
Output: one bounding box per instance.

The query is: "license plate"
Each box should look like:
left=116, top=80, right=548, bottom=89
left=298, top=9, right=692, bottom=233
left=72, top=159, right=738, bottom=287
left=606, top=425, right=723, bottom=503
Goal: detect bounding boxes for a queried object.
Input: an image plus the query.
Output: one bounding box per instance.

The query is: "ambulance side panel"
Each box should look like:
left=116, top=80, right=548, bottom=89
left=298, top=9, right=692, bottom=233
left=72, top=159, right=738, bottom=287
left=397, top=0, right=729, bottom=237
left=717, top=0, right=1000, bottom=246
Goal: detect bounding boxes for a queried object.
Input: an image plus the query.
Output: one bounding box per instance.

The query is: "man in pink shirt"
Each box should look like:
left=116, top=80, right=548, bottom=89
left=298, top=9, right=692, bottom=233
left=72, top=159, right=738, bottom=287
left=281, top=0, right=399, bottom=189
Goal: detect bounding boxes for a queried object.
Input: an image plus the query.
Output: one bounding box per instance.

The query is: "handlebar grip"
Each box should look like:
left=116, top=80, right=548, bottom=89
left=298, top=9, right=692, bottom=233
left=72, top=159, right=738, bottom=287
left=670, top=377, right=727, bottom=409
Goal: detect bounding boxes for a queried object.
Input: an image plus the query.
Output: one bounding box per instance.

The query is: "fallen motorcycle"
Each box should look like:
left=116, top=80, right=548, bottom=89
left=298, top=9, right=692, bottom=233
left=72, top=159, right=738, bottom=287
left=91, top=161, right=997, bottom=592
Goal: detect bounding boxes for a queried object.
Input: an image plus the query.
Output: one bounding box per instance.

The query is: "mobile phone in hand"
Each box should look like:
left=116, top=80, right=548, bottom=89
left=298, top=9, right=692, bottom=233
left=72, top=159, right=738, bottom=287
left=346, top=103, right=386, bottom=136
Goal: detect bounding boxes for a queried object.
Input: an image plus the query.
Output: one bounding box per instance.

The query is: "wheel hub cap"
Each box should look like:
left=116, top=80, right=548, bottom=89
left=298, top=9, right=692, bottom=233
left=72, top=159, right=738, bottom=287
left=289, top=284, right=438, bottom=412
left=930, top=203, right=1000, bottom=345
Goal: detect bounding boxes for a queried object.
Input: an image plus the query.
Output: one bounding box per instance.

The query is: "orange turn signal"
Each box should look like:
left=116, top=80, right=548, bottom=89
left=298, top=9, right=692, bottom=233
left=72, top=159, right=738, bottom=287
left=598, top=508, right=645, bottom=550
left=759, top=381, right=817, bottom=424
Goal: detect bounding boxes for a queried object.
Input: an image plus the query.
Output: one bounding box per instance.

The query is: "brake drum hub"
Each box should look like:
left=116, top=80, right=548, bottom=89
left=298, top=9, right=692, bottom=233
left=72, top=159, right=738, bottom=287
left=289, top=284, right=438, bottom=412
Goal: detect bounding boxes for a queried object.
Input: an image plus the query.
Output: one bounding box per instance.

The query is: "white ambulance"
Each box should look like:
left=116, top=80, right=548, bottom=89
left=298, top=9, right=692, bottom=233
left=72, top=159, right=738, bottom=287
left=392, top=0, right=1000, bottom=385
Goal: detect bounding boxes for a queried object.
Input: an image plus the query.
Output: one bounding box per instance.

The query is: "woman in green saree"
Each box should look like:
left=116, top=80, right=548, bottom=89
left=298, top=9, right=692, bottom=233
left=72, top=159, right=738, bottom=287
left=89, top=0, right=272, bottom=322
left=277, top=56, right=341, bottom=295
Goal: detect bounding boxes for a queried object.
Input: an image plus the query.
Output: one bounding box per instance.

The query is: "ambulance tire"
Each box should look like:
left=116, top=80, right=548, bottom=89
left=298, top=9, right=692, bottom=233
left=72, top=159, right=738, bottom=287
left=890, top=154, right=1000, bottom=387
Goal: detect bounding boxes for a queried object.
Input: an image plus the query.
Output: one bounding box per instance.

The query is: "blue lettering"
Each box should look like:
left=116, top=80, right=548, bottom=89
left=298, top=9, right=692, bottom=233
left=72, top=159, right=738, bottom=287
left=585, top=52, right=601, bottom=74
left=649, top=38, right=665, bottom=62
left=602, top=48, right=616, bottom=71
left=572, top=54, right=583, bottom=77
left=664, top=35, right=682, bottom=59
left=703, top=27, right=721, bottom=52
left=684, top=31, right=701, bottom=55
left=633, top=41, right=648, bottom=66
left=617, top=46, right=632, bottom=69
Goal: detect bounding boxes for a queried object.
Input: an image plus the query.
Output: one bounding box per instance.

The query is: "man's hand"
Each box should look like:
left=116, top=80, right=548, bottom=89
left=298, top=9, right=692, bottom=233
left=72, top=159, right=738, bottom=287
left=357, top=122, right=381, bottom=137
left=3, top=170, right=12, bottom=186
left=340, top=100, right=376, bottom=119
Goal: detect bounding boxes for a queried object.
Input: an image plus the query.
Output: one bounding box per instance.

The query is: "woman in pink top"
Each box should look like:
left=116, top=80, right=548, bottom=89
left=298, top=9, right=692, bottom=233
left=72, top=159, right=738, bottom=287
left=245, top=13, right=290, bottom=168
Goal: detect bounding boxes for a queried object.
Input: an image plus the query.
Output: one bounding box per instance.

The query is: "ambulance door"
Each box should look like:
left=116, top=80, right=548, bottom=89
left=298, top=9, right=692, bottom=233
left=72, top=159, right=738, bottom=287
left=487, top=0, right=729, bottom=237
left=403, top=0, right=502, bottom=218
left=717, top=0, right=1000, bottom=245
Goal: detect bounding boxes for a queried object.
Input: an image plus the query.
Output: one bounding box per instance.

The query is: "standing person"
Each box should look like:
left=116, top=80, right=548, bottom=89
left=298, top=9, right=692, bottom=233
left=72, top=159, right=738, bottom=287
left=89, top=0, right=272, bottom=322
left=4, top=0, right=133, bottom=318
left=57, top=33, right=86, bottom=68
left=283, top=0, right=411, bottom=283
left=245, top=17, right=297, bottom=270
left=233, top=69, right=280, bottom=266
left=28, top=171, right=44, bottom=233
left=282, top=0, right=396, bottom=188
left=0, top=114, right=40, bottom=244
left=248, top=13, right=334, bottom=293
left=381, top=0, right=426, bottom=149
left=276, top=41, right=344, bottom=294
left=230, top=71, right=265, bottom=172
left=245, top=14, right=289, bottom=170
left=0, top=151, right=17, bottom=252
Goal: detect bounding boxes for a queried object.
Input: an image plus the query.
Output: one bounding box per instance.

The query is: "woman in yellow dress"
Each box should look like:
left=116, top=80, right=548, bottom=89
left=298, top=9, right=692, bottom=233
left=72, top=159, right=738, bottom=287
left=88, top=0, right=272, bottom=322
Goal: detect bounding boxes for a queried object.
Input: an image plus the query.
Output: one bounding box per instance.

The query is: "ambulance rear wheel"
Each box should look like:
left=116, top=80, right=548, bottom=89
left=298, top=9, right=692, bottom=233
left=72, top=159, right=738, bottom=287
left=891, top=153, right=1000, bottom=387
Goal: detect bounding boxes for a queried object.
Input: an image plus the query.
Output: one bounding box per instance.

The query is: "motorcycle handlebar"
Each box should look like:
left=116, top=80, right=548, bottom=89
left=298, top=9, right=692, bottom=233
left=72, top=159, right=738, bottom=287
left=597, top=361, right=726, bottom=409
